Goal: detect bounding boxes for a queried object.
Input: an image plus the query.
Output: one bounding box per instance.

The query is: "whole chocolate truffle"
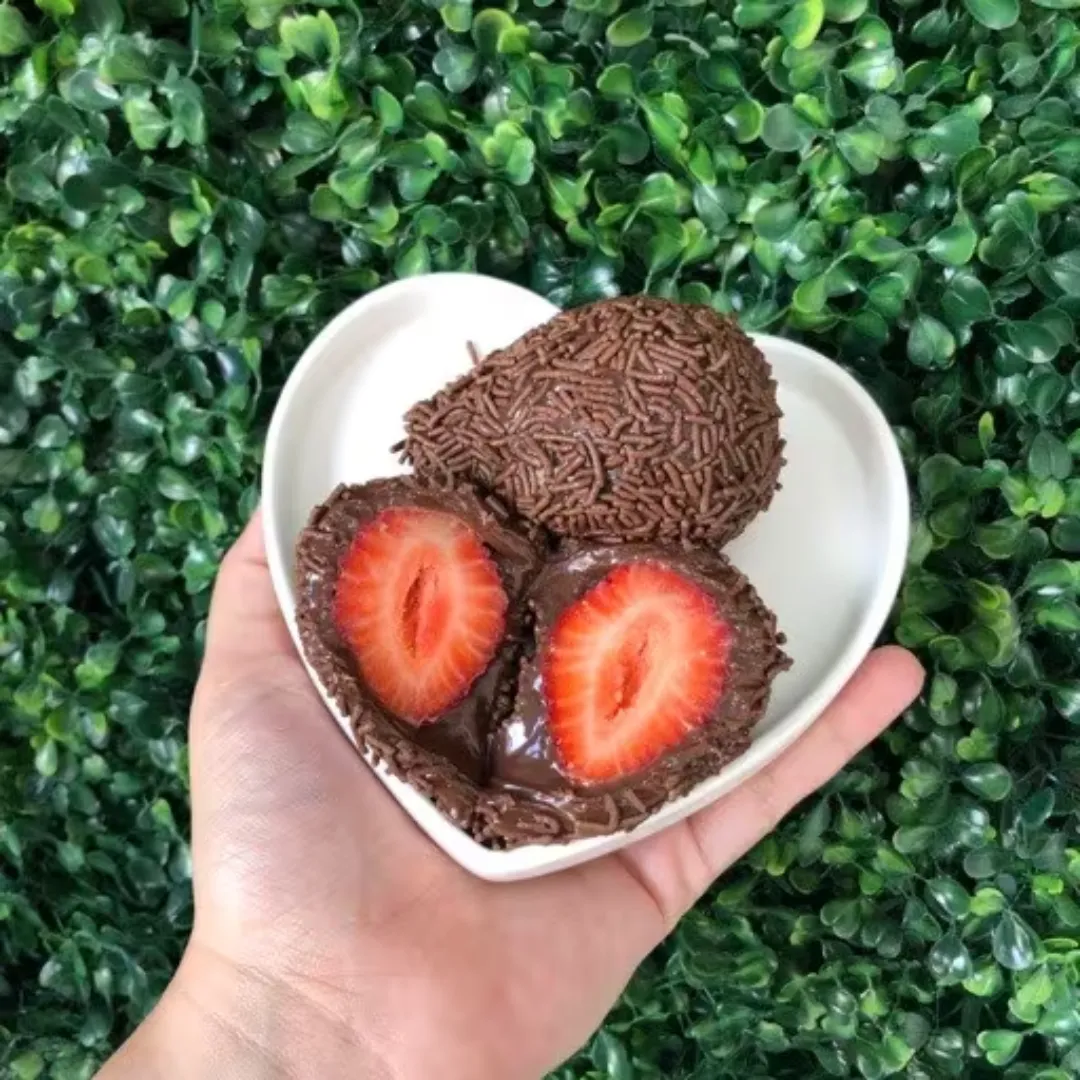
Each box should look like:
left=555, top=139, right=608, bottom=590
left=403, top=296, right=784, bottom=546
left=476, top=543, right=791, bottom=848
left=294, top=478, right=541, bottom=828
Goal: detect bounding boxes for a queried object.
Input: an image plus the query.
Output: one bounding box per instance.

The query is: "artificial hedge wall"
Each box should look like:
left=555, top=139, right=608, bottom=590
left=1, top=0, right=1079, bottom=1077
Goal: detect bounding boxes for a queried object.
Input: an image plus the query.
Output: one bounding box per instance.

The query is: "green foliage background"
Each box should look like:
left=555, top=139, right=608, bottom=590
left=1, top=0, right=1079, bottom=1076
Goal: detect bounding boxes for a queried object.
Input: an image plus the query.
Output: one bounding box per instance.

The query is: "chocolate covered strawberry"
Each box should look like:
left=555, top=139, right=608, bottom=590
left=294, top=478, right=541, bottom=795
left=486, top=545, right=790, bottom=834
left=543, top=564, right=731, bottom=783
left=334, top=507, right=509, bottom=722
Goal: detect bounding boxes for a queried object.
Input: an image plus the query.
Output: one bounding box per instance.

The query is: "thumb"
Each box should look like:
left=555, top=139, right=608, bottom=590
left=189, top=506, right=405, bottom=858
left=200, top=508, right=301, bottom=680
left=191, top=507, right=357, bottom=779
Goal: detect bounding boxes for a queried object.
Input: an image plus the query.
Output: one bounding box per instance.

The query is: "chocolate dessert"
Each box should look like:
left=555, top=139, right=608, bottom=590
left=403, top=296, right=784, bottom=547
left=294, top=294, right=793, bottom=849
left=294, top=478, right=541, bottom=828
left=477, top=545, right=791, bottom=846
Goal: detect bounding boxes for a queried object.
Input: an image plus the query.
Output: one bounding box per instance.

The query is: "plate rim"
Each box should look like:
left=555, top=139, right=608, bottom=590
left=261, top=276, right=910, bottom=882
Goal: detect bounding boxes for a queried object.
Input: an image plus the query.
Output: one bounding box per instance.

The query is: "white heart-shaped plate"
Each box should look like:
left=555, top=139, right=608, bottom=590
left=262, top=273, right=909, bottom=882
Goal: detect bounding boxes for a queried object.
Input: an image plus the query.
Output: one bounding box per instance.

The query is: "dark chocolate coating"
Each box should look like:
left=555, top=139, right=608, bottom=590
left=475, top=544, right=791, bottom=846
left=293, top=478, right=541, bottom=826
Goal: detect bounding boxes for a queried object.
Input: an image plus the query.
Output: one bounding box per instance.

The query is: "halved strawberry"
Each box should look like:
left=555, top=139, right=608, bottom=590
left=543, top=562, right=730, bottom=784
left=334, top=507, right=508, bottom=723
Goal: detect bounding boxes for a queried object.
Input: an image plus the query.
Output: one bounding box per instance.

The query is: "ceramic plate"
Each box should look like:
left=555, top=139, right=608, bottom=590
left=262, top=273, right=909, bottom=882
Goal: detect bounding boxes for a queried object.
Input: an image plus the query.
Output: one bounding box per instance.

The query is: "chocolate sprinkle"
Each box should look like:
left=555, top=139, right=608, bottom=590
left=403, top=296, right=785, bottom=546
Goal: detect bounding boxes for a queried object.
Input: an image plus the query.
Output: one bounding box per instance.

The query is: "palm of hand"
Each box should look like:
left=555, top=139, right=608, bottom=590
left=186, top=515, right=921, bottom=1080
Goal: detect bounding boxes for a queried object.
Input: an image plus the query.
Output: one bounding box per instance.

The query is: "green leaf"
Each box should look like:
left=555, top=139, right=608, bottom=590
left=735, top=0, right=787, bottom=27
left=1023, top=172, right=1080, bottom=212
left=9, top=1051, right=45, bottom=1080
left=472, top=8, right=514, bottom=54
left=928, top=932, right=974, bottom=983
left=597, top=63, right=635, bottom=100
left=279, top=11, right=340, bottom=64
left=645, top=218, right=687, bottom=275
left=7, top=165, right=56, bottom=205
left=781, top=0, right=825, bottom=49
left=793, top=274, right=828, bottom=314
left=36, top=0, right=75, bottom=16
left=394, top=238, right=431, bottom=278
left=962, top=762, right=1013, bottom=800
left=295, top=68, right=348, bottom=122
left=825, top=0, right=867, bottom=19
left=754, top=201, right=799, bottom=241
left=313, top=184, right=345, bottom=222
left=942, top=273, right=993, bottom=324
left=837, top=126, right=883, bottom=175
left=725, top=99, right=765, bottom=143
left=843, top=48, right=899, bottom=90
left=35, top=739, right=58, bottom=777
left=696, top=56, right=743, bottom=92
left=606, top=8, right=654, bottom=48
left=329, top=165, right=373, bottom=209
left=1014, top=967, right=1054, bottom=1016
left=546, top=172, right=590, bottom=222
left=977, top=1030, right=1023, bottom=1067
left=1029, top=432, right=1072, bottom=482
left=964, top=0, right=1020, bottom=29
left=433, top=44, right=477, bottom=93
left=1010, top=320, right=1060, bottom=365
left=637, top=173, right=688, bottom=216
left=927, top=114, right=981, bottom=159
left=1042, top=250, right=1080, bottom=294
left=591, top=1030, right=634, bottom=1080
left=169, top=208, right=203, bottom=248
left=642, top=96, right=688, bottom=156
left=992, top=912, right=1039, bottom=971
left=908, top=315, right=956, bottom=369
left=25, top=493, right=62, bottom=534
left=373, top=86, right=404, bottom=133
left=124, top=96, right=169, bottom=151
left=927, top=219, right=977, bottom=266
left=762, top=104, right=813, bottom=151
left=156, top=466, right=198, bottom=501
left=0, top=4, right=31, bottom=55
left=927, top=878, right=970, bottom=918
left=63, top=69, right=122, bottom=110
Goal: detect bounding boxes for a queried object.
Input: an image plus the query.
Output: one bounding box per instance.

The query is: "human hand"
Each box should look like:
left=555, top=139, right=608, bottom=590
left=101, top=512, right=923, bottom=1080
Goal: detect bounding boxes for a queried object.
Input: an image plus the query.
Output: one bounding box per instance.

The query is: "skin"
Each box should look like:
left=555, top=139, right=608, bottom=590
left=100, top=512, right=923, bottom=1080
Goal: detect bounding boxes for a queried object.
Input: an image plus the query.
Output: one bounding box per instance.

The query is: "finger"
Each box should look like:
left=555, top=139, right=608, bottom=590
left=202, top=508, right=299, bottom=671
left=191, top=509, right=400, bottom=822
left=690, top=646, right=924, bottom=865
left=617, top=646, right=924, bottom=928
left=193, top=507, right=337, bottom=754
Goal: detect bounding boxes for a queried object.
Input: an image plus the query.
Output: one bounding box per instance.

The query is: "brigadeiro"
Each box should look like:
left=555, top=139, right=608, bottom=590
left=293, top=477, right=541, bottom=828
left=402, top=295, right=784, bottom=547
left=477, top=544, right=791, bottom=846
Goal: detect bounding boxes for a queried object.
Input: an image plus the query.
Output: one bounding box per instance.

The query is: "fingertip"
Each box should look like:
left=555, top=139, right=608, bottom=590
left=861, top=645, right=926, bottom=710
left=203, top=502, right=297, bottom=667
left=223, top=504, right=267, bottom=569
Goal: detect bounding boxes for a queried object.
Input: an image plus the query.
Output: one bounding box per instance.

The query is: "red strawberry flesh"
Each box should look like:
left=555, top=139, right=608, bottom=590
left=543, top=563, right=730, bottom=784
left=333, top=506, right=508, bottom=723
